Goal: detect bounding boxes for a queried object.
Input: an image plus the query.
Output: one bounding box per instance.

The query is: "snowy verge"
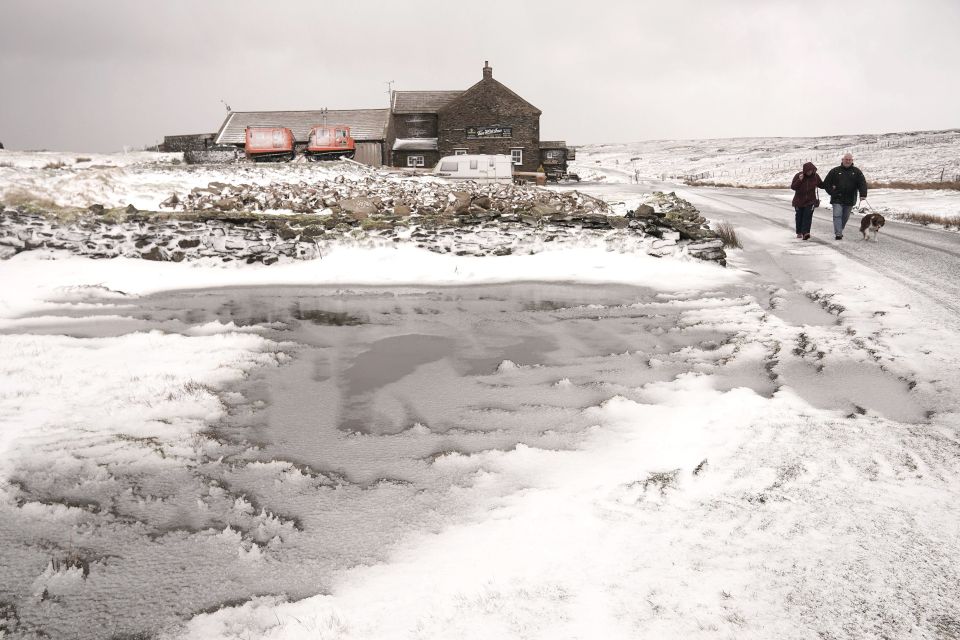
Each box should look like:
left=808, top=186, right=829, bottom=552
left=0, top=330, right=285, bottom=480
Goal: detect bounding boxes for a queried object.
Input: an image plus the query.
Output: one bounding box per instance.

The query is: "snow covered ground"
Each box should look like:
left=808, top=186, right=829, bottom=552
left=571, top=130, right=960, bottom=228
left=0, top=150, right=379, bottom=212
left=2, top=150, right=960, bottom=639
left=572, top=129, right=960, bottom=186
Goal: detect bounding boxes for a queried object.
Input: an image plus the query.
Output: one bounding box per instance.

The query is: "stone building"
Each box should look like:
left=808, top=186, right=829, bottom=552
left=213, top=109, right=389, bottom=166
left=197, top=62, right=563, bottom=171
left=387, top=62, right=544, bottom=172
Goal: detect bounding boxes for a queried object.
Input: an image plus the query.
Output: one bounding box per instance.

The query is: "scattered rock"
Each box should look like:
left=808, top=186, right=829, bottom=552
left=339, top=197, right=379, bottom=219
left=0, top=179, right=726, bottom=265
left=160, top=193, right=180, bottom=209
left=214, top=197, right=240, bottom=211
left=140, top=246, right=167, bottom=261
left=530, top=203, right=560, bottom=217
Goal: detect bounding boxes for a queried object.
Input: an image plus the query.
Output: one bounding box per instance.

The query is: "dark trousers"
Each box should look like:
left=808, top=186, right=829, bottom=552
left=794, top=206, right=814, bottom=234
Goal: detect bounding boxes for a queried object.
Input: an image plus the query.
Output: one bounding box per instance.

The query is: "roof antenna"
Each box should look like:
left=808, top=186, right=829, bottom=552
left=220, top=99, right=231, bottom=112
left=386, top=80, right=394, bottom=106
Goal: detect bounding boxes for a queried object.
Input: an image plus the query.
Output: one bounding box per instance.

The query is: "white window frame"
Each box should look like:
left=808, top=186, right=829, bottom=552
left=407, top=155, right=425, bottom=167
left=511, top=148, right=523, bottom=166
left=453, top=148, right=468, bottom=156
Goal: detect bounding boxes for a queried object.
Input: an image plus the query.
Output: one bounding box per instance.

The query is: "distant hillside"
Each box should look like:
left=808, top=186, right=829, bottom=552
left=572, top=129, right=960, bottom=187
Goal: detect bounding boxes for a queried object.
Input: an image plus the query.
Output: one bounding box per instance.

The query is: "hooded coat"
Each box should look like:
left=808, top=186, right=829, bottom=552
left=791, top=162, right=823, bottom=208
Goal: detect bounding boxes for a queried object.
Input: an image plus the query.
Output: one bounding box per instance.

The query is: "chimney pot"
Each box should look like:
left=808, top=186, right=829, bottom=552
left=482, top=61, right=492, bottom=79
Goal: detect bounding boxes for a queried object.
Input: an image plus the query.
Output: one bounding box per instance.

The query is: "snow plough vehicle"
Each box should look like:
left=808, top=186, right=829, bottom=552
left=244, top=126, right=295, bottom=162
left=304, top=125, right=355, bottom=161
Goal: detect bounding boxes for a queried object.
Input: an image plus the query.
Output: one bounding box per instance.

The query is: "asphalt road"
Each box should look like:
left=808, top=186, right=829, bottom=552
left=558, top=178, right=960, bottom=317
left=684, top=186, right=960, bottom=316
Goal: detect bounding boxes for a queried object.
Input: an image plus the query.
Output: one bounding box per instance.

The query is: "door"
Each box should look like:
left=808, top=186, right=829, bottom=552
left=353, top=142, right=383, bottom=167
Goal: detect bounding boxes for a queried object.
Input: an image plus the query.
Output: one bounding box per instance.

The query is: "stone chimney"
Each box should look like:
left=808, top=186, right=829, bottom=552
left=482, top=60, right=492, bottom=80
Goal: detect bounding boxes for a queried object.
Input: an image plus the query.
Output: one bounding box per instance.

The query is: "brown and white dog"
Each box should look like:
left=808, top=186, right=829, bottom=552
left=859, top=213, right=885, bottom=241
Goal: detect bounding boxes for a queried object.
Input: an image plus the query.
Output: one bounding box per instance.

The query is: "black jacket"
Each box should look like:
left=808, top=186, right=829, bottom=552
left=823, top=164, right=867, bottom=206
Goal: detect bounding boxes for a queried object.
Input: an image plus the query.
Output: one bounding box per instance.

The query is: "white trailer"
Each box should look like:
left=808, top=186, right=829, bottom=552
left=432, top=154, right=513, bottom=182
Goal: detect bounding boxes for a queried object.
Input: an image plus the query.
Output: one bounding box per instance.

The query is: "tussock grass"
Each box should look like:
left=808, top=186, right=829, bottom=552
left=686, top=179, right=960, bottom=191
left=1, top=187, right=60, bottom=212
left=74, top=157, right=92, bottom=163
left=892, top=211, right=960, bottom=229
left=713, top=221, right=742, bottom=248
left=684, top=180, right=783, bottom=189
left=870, top=180, right=960, bottom=191
left=42, top=161, right=66, bottom=170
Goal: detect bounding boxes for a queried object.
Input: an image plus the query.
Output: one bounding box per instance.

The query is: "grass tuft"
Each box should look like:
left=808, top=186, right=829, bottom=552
left=870, top=180, right=960, bottom=191
left=42, top=161, right=66, bottom=170
left=685, top=179, right=960, bottom=191
left=892, top=211, right=960, bottom=229
left=713, top=221, right=742, bottom=248
left=1, top=187, right=60, bottom=212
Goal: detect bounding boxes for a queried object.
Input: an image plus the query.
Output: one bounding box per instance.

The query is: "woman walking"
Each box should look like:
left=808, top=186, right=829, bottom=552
left=791, top=161, right=823, bottom=240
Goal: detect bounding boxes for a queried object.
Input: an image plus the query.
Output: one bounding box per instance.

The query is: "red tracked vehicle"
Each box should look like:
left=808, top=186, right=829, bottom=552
left=305, top=125, right=355, bottom=161
left=244, top=126, right=295, bottom=162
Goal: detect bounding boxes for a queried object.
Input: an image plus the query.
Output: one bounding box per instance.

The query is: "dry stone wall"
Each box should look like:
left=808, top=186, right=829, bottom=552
left=1, top=179, right=726, bottom=265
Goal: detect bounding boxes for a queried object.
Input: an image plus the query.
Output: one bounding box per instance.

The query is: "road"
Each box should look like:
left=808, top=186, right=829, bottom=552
left=690, top=186, right=960, bottom=315
left=559, top=179, right=960, bottom=317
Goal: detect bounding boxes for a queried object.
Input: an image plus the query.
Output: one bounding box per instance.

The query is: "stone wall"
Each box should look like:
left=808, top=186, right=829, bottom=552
left=0, top=188, right=727, bottom=266
left=393, top=151, right=441, bottom=168
left=393, top=114, right=438, bottom=139
left=161, top=134, right=214, bottom=153
left=184, top=148, right=242, bottom=165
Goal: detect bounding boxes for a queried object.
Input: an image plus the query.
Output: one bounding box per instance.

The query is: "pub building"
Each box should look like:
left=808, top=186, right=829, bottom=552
left=204, top=61, right=571, bottom=173
left=388, top=61, right=565, bottom=173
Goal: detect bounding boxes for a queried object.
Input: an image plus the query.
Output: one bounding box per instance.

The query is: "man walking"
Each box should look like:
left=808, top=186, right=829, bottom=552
left=822, top=153, right=868, bottom=240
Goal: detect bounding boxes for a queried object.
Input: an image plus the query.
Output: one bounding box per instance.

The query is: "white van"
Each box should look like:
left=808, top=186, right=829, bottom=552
left=432, top=154, right=513, bottom=182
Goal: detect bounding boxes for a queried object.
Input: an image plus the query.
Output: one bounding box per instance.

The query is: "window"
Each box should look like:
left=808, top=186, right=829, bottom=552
left=470, top=159, right=478, bottom=170
left=511, top=148, right=523, bottom=166
left=439, top=160, right=459, bottom=172
left=454, top=149, right=468, bottom=156
left=407, top=155, right=425, bottom=167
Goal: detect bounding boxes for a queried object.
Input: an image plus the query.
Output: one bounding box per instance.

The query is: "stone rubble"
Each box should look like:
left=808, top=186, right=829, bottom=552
left=1, top=174, right=727, bottom=265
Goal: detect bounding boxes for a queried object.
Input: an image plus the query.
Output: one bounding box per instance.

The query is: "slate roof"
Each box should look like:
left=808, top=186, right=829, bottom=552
left=214, top=109, right=390, bottom=145
left=440, top=78, right=541, bottom=116
left=539, top=141, right=567, bottom=149
left=391, top=91, right=464, bottom=114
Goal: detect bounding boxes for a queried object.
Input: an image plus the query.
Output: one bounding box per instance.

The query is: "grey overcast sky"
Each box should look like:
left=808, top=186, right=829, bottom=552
left=1, top=0, right=958, bottom=152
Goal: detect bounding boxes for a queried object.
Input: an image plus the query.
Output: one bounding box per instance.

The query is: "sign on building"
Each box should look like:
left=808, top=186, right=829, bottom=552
left=466, top=125, right=512, bottom=139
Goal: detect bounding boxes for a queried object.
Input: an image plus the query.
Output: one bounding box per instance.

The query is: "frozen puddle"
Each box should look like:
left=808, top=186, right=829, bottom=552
left=0, top=283, right=933, bottom=639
